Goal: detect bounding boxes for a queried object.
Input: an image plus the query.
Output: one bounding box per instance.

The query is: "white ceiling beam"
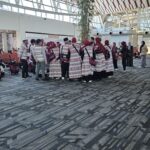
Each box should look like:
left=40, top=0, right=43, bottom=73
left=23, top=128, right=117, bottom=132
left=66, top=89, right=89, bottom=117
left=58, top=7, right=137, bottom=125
left=0, top=1, right=78, bottom=16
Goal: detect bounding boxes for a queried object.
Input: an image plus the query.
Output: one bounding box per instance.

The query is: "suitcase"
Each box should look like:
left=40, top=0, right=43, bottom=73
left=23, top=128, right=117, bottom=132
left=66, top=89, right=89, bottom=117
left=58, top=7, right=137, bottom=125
left=9, top=61, right=19, bottom=75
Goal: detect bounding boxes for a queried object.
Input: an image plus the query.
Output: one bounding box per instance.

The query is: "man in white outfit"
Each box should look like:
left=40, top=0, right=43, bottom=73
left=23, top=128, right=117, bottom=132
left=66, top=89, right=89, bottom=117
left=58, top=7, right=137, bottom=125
left=32, top=39, right=47, bottom=80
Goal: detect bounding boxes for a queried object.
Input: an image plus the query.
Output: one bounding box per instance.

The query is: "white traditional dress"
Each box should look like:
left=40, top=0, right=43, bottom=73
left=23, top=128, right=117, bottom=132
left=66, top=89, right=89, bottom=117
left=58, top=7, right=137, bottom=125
left=69, top=43, right=82, bottom=79
left=82, top=45, right=94, bottom=76
left=94, top=45, right=106, bottom=72
left=49, top=47, right=61, bottom=78
left=104, top=45, right=114, bottom=73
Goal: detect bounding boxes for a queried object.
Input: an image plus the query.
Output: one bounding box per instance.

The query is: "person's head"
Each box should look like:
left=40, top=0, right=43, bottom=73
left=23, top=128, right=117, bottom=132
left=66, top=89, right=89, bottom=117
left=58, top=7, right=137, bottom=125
left=121, top=41, right=127, bottom=47
left=113, top=42, right=116, bottom=47
left=95, top=37, right=101, bottom=44
left=56, top=42, right=61, bottom=47
left=52, top=42, right=56, bottom=48
left=128, top=42, right=131, bottom=46
left=72, top=37, right=77, bottom=43
left=83, top=39, right=90, bottom=46
left=36, top=39, right=42, bottom=46
left=69, top=40, right=72, bottom=44
left=141, top=41, right=145, bottom=46
left=91, top=37, right=95, bottom=43
left=105, top=40, right=109, bottom=46
left=23, top=39, right=28, bottom=46
left=47, top=42, right=51, bottom=47
left=64, top=37, right=69, bottom=44
left=31, top=39, right=36, bottom=45
left=41, top=39, right=45, bottom=46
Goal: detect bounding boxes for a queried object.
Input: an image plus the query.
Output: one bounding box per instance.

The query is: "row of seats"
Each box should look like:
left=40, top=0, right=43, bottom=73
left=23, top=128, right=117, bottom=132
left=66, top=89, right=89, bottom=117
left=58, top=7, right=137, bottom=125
left=0, top=51, right=20, bottom=64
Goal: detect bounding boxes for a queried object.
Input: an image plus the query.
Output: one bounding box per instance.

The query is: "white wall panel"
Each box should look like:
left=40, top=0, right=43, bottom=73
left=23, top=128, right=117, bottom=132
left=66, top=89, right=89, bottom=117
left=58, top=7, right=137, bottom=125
left=101, top=35, right=129, bottom=47
left=0, top=10, right=79, bottom=47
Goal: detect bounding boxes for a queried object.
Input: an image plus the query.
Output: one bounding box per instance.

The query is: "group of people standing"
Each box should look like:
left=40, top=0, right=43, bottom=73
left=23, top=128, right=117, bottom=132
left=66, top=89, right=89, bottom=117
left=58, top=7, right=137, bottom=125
left=19, top=37, right=115, bottom=82
left=19, top=37, right=148, bottom=83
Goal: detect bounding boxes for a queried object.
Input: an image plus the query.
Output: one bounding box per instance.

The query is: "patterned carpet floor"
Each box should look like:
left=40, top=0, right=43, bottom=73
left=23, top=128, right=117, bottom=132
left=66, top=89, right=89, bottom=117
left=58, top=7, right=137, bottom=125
left=0, top=57, right=150, bottom=150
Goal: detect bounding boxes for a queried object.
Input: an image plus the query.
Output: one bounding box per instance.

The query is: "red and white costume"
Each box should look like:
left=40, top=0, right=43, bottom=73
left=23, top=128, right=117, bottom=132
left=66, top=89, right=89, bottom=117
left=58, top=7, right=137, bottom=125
left=69, top=42, right=82, bottom=79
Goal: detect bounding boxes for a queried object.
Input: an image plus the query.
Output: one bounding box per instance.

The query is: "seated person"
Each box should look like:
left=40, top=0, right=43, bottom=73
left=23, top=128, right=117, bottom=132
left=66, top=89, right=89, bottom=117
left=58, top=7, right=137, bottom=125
left=0, top=59, right=5, bottom=77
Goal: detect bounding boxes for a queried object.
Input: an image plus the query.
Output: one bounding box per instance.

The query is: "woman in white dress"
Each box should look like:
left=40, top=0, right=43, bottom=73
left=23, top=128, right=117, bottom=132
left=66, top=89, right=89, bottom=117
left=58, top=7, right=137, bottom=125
left=104, top=40, right=114, bottom=78
left=69, top=37, right=82, bottom=80
left=49, top=42, right=62, bottom=79
left=93, top=37, right=106, bottom=80
left=81, top=39, right=95, bottom=83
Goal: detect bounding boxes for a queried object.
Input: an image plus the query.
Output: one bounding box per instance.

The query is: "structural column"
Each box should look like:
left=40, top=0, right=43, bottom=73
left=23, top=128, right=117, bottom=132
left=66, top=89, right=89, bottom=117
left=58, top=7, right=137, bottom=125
left=8, top=34, right=13, bottom=51
left=2, top=32, right=8, bottom=52
left=78, top=0, right=94, bottom=42
left=129, top=34, right=138, bottom=47
left=16, top=30, right=25, bottom=49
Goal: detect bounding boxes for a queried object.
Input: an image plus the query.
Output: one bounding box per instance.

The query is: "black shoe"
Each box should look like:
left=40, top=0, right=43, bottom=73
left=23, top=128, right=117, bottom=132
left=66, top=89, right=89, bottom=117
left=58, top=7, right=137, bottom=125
left=36, top=78, right=39, bottom=80
left=42, top=78, right=47, bottom=81
left=27, top=75, right=32, bottom=77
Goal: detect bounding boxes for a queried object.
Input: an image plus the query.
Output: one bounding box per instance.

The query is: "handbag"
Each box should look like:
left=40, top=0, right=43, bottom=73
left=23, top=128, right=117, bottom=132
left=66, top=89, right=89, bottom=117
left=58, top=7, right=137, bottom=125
left=46, top=49, right=56, bottom=63
left=105, top=50, right=110, bottom=60
left=85, top=48, right=96, bottom=66
left=73, top=44, right=83, bottom=61
left=94, top=46, right=102, bottom=54
left=60, top=46, right=70, bottom=63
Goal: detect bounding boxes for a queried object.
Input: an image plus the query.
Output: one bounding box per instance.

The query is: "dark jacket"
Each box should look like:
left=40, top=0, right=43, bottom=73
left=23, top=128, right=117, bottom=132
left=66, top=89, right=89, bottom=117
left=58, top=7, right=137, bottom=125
left=121, top=47, right=128, bottom=58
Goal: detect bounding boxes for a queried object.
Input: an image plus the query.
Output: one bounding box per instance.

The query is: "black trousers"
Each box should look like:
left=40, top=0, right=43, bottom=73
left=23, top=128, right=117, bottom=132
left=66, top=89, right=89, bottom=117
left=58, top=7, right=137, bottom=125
left=93, top=72, right=101, bottom=80
left=113, top=59, right=118, bottom=69
left=127, top=56, right=133, bottom=67
left=122, top=58, right=127, bottom=70
left=106, top=71, right=114, bottom=76
left=101, top=71, right=107, bottom=78
left=21, top=59, right=28, bottom=78
left=61, top=62, right=69, bottom=78
left=82, top=75, right=93, bottom=82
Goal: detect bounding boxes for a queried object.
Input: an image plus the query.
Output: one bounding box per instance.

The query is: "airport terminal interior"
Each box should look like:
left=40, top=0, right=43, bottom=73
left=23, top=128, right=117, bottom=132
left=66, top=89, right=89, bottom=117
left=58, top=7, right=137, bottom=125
left=0, top=0, right=150, bottom=150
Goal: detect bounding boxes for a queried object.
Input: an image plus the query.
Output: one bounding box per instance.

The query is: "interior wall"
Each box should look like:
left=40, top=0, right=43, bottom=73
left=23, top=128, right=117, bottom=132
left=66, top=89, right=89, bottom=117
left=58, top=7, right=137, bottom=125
left=101, top=35, right=130, bottom=47
left=0, top=10, right=79, bottom=48
left=142, top=35, right=150, bottom=53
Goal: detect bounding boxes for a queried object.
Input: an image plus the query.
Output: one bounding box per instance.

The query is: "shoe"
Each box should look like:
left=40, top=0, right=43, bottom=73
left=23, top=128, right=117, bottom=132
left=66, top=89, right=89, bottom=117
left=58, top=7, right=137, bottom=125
left=42, top=78, right=47, bottom=81
left=89, top=80, right=93, bottom=83
left=69, top=79, right=74, bottom=81
left=62, top=77, right=65, bottom=80
left=82, top=80, right=86, bottom=83
left=108, top=76, right=112, bottom=78
left=27, top=75, right=32, bottom=77
left=36, top=78, right=39, bottom=80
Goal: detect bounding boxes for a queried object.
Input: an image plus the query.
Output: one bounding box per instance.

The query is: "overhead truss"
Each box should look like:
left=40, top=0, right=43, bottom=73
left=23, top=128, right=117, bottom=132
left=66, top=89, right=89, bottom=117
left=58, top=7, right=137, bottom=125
left=0, top=0, right=150, bottom=33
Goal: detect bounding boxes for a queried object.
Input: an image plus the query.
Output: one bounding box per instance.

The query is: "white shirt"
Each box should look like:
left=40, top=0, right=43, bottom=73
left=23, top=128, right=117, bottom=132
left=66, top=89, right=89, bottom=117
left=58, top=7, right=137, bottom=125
left=32, top=46, right=47, bottom=63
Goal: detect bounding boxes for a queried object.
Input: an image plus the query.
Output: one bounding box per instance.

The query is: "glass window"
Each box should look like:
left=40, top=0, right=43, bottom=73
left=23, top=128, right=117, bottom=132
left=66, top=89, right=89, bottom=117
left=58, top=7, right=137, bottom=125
left=42, top=12, right=46, bottom=18
left=25, top=10, right=35, bottom=15
left=9, top=0, right=16, bottom=4
left=47, top=13, right=54, bottom=19
left=3, top=5, right=11, bottom=11
left=22, top=0, right=33, bottom=8
left=19, top=8, right=24, bottom=13
left=36, top=12, right=41, bottom=17
left=12, top=7, right=18, bottom=12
